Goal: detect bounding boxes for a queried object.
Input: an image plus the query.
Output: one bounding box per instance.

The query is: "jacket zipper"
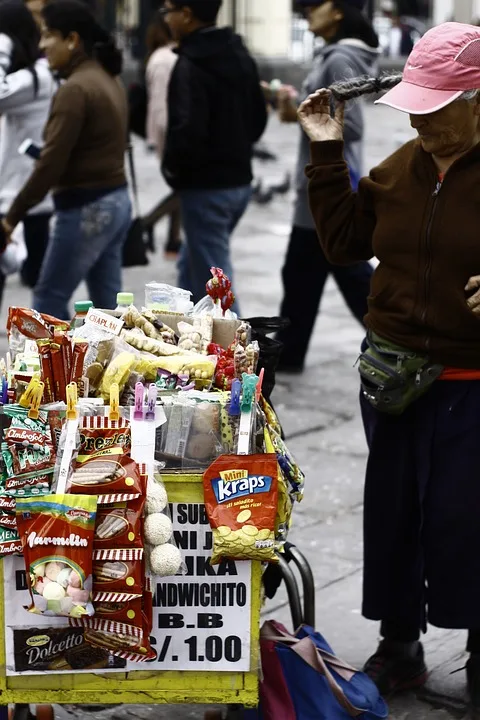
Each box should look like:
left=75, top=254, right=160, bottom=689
left=420, top=179, right=442, bottom=350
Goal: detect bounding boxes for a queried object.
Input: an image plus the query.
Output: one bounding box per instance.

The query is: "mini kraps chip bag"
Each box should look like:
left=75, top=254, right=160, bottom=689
left=203, top=454, right=278, bottom=565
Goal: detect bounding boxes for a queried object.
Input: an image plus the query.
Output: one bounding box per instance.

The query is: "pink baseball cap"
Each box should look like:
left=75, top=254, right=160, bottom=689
left=375, top=22, right=480, bottom=115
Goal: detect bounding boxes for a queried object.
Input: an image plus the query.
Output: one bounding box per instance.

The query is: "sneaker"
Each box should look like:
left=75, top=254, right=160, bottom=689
left=363, top=640, right=428, bottom=696
left=467, top=655, right=480, bottom=718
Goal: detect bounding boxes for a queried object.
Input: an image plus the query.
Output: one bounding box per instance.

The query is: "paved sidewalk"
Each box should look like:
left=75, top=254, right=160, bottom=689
left=1, top=106, right=472, bottom=718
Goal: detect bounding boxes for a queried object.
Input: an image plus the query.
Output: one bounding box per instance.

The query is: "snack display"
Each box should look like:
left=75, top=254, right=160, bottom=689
left=16, top=494, right=97, bottom=617
left=0, top=270, right=306, bottom=686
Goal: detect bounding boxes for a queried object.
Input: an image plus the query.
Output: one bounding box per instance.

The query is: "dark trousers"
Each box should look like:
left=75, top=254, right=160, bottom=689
left=277, top=225, right=373, bottom=368
left=361, top=381, right=480, bottom=653
left=21, top=213, right=52, bottom=288
left=0, top=212, right=51, bottom=309
left=142, top=192, right=181, bottom=253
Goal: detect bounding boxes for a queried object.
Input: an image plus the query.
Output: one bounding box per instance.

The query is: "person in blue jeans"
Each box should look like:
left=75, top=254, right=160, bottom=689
left=161, top=0, right=267, bottom=310
left=2, top=0, right=130, bottom=320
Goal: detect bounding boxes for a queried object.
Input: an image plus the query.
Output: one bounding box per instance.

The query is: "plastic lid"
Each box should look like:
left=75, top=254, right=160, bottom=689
left=116, top=292, right=134, bottom=305
left=74, top=300, right=93, bottom=313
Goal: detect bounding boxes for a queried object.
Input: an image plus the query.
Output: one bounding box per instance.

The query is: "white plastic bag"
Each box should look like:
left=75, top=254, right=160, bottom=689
left=0, top=223, right=27, bottom=275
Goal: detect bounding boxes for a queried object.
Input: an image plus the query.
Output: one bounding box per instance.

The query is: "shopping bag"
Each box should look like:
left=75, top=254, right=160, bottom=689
left=249, top=620, right=388, bottom=720
left=128, top=81, right=147, bottom=139
left=0, top=223, right=27, bottom=275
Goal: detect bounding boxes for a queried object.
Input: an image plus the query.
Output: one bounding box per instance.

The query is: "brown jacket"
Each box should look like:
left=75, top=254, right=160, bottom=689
left=7, top=57, right=127, bottom=227
left=307, top=139, right=480, bottom=367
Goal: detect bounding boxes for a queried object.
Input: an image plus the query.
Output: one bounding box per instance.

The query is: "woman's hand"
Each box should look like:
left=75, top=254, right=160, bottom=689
left=466, top=276, right=480, bottom=316
left=298, top=89, right=345, bottom=142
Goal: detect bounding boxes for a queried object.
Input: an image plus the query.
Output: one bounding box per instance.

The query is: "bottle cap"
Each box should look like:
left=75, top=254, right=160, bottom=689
left=74, top=300, right=93, bottom=313
left=116, top=292, right=134, bottom=306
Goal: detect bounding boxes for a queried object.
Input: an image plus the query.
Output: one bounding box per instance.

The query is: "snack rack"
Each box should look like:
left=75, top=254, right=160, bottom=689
left=0, top=473, right=263, bottom=712
left=0, top=301, right=309, bottom=719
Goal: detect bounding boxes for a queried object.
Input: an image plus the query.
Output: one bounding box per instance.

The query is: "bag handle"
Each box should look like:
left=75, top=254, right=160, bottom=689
left=261, top=623, right=365, bottom=717
left=261, top=623, right=357, bottom=673
left=127, top=139, right=141, bottom=218
left=291, top=637, right=365, bottom=718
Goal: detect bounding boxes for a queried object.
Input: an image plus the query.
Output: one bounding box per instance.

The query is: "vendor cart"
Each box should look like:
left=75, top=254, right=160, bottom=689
left=0, top=301, right=311, bottom=719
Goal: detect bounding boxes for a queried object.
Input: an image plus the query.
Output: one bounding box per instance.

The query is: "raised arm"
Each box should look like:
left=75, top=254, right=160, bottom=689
left=299, top=89, right=376, bottom=264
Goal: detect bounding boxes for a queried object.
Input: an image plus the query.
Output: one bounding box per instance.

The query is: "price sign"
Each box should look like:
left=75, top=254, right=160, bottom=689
left=138, top=503, right=252, bottom=672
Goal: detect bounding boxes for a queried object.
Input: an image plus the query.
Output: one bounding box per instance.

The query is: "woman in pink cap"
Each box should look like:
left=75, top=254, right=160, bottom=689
left=299, top=21, right=480, bottom=713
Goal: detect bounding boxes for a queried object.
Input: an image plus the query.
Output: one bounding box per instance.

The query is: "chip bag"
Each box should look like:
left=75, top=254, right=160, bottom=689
left=203, top=454, right=278, bottom=565
left=16, top=494, right=97, bottom=617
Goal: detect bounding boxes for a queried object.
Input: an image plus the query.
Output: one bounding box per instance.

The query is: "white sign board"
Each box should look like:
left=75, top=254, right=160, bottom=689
left=128, top=503, right=252, bottom=672
left=4, top=503, right=252, bottom=675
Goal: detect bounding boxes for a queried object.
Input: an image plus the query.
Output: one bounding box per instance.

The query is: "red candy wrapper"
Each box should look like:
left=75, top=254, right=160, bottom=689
left=92, top=549, right=144, bottom=601
left=93, top=596, right=143, bottom=625
left=66, top=418, right=144, bottom=503
left=72, top=617, right=155, bottom=663
left=16, top=494, right=97, bottom=617
left=50, top=343, right=66, bottom=402
left=37, top=340, right=55, bottom=404
left=94, top=497, right=145, bottom=550
left=206, top=268, right=235, bottom=316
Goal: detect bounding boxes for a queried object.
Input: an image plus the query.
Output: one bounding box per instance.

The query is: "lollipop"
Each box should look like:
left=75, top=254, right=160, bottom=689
left=221, top=290, right=235, bottom=314
left=206, top=267, right=233, bottom=314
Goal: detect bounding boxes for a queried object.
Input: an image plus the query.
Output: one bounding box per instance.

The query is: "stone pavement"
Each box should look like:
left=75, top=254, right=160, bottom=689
left=1, top=106, right=472, bottom=718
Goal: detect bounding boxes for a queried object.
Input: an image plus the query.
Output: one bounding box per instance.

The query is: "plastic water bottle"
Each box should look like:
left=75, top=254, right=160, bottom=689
left=70, top=300, right=93, bottom=330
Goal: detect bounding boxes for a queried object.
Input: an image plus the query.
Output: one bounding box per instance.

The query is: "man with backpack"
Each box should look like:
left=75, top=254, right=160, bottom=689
left=161, top=0, right=268, bottom=310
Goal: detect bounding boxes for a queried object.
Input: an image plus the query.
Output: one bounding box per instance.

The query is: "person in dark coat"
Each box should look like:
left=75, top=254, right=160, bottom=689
left=161, top=0, right=268, bottom=311
left=298, top=21, right=480, bottom=718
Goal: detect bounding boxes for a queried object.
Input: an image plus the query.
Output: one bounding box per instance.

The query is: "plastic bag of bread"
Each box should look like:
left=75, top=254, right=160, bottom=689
left=121, top=329, right=185, bottom=357
left=122, top=306, right=176, bottom=344
left=96, top=338, right=157, bottom=402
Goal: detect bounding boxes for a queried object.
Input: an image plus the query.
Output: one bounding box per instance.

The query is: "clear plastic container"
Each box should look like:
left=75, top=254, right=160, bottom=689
left=70, top=300, right=93, bottom=330
left=145, top=283, right=192, bottom=312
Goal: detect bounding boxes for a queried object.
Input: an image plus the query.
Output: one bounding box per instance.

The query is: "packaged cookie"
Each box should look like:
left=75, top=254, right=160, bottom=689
left=203, top=454, right=279, bottom=565
left=94, top=496, right=145, bottom=550
left=92, top=548, right=144, bottom=600
left=16, top=493, right=97, bottom=617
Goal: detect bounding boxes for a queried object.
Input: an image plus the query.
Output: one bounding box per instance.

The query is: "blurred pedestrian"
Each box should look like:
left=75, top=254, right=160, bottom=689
left=379, top=0, right=417, bottom=56
left=161, top=0, right=268, bottom=310
left=299, top=21, right=480, bottom=716
left=275, top=0, right=378, bottom=373
left=145, top=10, right=181, bottom=258
left=0, top=0, right=56, bottom=303
left=2, top=0, right=131, bottom=320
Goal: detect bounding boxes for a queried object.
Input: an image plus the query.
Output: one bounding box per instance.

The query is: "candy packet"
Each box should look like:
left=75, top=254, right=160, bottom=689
left=203, top=454, right=279, bottom=565
left=92, top=549, right=144, bottom=601
left=0, top=405, right=56, bottom=497
left=16, top=494, right=97, bottom=617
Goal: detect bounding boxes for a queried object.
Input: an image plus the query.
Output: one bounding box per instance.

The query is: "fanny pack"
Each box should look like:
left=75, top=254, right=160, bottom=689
left=358, top=332, right=444, bottom=415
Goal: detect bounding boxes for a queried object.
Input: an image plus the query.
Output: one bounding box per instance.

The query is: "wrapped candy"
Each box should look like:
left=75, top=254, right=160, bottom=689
left=206, top=268, right=235, bottom=316
left=16, top=494, right=97, bottom=617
